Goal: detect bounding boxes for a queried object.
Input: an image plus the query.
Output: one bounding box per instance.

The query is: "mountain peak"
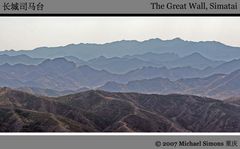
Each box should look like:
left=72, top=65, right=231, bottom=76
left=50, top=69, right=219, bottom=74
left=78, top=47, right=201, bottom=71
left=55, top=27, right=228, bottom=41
left=41, top=58, right=74, bottom=65
left=184, top=52, right=209, bottom=60
left=39, top=58, right=76, bottom=72
left=172, top=37, right=184, bottom=41
left=145, top=38, right=162, bottom=41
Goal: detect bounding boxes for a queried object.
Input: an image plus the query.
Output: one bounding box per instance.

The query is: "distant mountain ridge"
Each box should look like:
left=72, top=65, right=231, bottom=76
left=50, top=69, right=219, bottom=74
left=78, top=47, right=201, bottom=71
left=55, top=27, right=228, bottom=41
left=0, top=51, right=235, bottom=75
left=0, top=38, right=240, bottom=100
left=0, top=56, right=222, bottom=91
left=0, top=59, right=202, bottom=90
left=163, top=52, right=223, bottom=69
left=99, top=69, right=240, bottom=99
left=86, top=52, right=224, bottom=73
left=0, top=54, right=44, bottom=65
left=0, top=55, right=239, bottom=94
left=1, top=38, right=240, bottom=61
left=0, top=52, right=225, bottom=74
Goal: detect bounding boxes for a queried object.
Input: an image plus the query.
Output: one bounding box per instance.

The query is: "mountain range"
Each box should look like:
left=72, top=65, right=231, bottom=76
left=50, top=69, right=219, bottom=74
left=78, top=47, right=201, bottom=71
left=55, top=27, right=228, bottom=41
left=1, top=88, right=240, bottom=132
left=1, top=38, right=240, bottom=132
left=0, top=54, right=240, bottom=97
left=0, top=58, right=116, bottom=90
left=1, top=38, right=240, bottom=61
left=86, top=52, right=224, bottom=73
left=0, top=51, right=225, bottom=74
left=0, top=54, right=44, bottom=65
left=99, top=69, right=240, bottom=99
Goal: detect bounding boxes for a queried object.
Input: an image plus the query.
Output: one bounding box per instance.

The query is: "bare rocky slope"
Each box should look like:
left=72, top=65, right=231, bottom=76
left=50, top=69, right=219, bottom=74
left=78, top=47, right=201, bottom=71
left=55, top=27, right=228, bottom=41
left=0, top=87, right=240, bottom=132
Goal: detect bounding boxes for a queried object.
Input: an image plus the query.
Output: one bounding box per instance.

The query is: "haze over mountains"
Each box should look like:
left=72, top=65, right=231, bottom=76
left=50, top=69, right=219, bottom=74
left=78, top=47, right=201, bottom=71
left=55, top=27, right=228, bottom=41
left=1, top=38, right=240, bottom=132
left=99, top=70, right=240, bottom=99
left=0, top=54, right=44, bottom=65
left=1, top=38, right=240, bottom=99
left=0, top=53, right=240, bottom=98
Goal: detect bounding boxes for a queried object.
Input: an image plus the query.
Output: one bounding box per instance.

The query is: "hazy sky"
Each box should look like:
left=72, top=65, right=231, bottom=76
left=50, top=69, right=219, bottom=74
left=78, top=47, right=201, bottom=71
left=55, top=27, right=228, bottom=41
left=0, top=17, right=240, bottom=51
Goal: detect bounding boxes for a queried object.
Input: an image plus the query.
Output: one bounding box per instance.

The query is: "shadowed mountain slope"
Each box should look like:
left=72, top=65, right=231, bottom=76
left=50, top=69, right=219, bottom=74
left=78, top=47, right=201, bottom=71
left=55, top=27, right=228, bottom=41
left=0, top=88, right=240, bottom=132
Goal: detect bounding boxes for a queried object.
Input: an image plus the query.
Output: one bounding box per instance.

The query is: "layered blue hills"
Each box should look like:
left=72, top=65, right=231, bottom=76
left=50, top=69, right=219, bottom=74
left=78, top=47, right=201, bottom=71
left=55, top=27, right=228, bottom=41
left=0, top=38, right=240, bottom=99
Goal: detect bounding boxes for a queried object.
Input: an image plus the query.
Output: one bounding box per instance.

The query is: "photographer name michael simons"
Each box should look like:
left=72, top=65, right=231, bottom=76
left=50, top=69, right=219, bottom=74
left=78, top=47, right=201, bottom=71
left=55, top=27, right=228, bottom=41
left=151, top=2, right=238, bottom=10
